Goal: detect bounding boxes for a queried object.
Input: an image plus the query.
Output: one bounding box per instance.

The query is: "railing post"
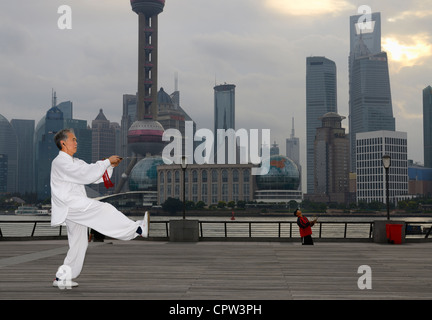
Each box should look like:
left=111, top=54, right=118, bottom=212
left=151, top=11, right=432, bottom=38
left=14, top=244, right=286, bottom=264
left=344, top=223, right=348, bottom=239
left=31, top=222, right=37, bottom=237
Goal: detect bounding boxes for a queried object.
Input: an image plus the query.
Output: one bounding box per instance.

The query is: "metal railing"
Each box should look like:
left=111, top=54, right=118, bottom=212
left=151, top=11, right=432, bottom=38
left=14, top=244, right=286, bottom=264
left=0, top=220, right=65, bottom=239
left=149, top=220, right=432, bottom=241
left=1, top=219, right=431, bottom=241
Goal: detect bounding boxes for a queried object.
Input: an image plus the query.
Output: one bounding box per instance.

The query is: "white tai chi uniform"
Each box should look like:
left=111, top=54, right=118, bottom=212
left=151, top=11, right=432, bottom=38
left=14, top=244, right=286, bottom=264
left=50, top=151, right=142, bottom=279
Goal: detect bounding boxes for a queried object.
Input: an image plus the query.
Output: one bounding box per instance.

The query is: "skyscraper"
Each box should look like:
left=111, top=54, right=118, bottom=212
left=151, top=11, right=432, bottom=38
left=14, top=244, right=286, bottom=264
left=356, top=130, right=408, bottom=204
left=423, top=85, right=432, bottom=168
left=313, top=112, right=349, bottom=204
left=348, top=12, right=395, bottom=171
left=34, top=106, right=64, bottom=200
left=306, top=56, right=337, bottom=194
left=34, top=95, right=92, bottom=200
left=286, top=118, right=300, bottom=166
left=91, top=109, right=117, bottom=195
left=214, top=83, right=235, bottom=132
left=0, top=114, right=18, bottom=193
left=286, top=118, right=301, bottom=192
left=214, top=83, right=236, bottom=163
left=11, top=119, right=35, bottom=194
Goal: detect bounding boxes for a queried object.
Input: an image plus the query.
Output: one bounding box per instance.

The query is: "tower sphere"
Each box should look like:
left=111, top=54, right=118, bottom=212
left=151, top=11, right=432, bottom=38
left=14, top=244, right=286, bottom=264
left=127, top=119, right=165, bottom=156
left=256, top=155, right=300, bottom=190
left=131, top=0, right=165, bottom=16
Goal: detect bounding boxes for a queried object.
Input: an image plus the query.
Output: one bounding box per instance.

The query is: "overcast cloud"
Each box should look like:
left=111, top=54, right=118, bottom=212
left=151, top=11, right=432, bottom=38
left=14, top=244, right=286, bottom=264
left=1, top=0, right=432, bottom=189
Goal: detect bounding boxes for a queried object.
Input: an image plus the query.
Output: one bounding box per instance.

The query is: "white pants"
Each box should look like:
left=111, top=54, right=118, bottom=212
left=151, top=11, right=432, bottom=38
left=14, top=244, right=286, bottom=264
left=57, top=200, right=141, bottom=279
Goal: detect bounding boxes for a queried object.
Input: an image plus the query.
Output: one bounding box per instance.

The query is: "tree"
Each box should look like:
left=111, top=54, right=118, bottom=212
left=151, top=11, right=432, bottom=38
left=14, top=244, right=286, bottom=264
left=237, top=200, right=246, bottom=209
left=185, top=200, right=195, bottom=210
left=217, top=201, right=226, bottom=208
left=162, top=197, right=183, bottom=214
left=196, top=201, right=206, bottom=209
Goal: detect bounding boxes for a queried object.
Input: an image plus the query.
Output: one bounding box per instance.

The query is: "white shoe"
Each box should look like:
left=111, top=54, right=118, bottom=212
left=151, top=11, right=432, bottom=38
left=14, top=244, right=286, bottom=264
left=139, top=211, right=150, bottom=238
left=53, top=278, right=78, bottom=289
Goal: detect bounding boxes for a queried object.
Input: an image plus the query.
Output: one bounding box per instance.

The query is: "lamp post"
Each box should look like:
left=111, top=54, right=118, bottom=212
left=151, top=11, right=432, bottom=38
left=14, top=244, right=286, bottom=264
left=382, top=154, right=391, bottom=220
left=181, top=155, right=187, bottom=220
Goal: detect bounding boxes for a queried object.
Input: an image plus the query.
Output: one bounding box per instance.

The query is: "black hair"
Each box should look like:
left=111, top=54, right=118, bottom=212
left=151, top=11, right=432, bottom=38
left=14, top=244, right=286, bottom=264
left=293, top=208, right=299, bottom=216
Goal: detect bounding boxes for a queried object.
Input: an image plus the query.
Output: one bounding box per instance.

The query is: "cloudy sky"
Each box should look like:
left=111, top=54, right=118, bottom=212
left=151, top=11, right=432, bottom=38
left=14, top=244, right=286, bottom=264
left=1, top=0, right=432, bottom=185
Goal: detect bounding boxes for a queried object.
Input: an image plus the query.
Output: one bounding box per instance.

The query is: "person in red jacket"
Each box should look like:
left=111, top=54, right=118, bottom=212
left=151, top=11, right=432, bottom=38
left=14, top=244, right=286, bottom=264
left=294, top=209, right=317, bottom=245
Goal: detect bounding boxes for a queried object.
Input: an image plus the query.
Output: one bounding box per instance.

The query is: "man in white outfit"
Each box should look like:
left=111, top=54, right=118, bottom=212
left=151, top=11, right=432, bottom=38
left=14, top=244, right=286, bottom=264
left=51, top=128, right=149, bottom=288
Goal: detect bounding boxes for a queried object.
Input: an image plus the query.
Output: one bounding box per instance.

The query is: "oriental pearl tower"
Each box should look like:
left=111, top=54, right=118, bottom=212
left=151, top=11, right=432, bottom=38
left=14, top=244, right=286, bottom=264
left=115, top=0, right=166, bottom=193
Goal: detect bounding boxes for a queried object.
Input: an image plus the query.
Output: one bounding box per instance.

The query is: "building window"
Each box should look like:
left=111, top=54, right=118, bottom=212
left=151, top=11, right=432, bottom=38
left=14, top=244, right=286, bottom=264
left=222, top=169, right=228, bottom=183
left=160, top=172, right=164, bottom=183
left=233, top=169, right=239, bottom=182
left=212, top=169, right=218, bottom=182
left=212, top=183, right=218, bottom=204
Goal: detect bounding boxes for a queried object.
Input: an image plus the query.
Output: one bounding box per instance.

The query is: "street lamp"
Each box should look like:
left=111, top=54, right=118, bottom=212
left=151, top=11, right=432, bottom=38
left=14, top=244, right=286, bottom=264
left=382, top=154, right=391, bottom=220
left=181, top=155, right=188, bottom=220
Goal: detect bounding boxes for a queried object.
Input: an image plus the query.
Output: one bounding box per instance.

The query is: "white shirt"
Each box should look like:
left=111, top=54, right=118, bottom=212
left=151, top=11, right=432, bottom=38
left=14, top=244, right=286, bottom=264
left=50, top=151, right=113, bottom=226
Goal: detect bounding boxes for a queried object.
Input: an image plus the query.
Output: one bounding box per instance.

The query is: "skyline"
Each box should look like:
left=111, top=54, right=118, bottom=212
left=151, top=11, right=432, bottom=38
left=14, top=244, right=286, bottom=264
left=1, top=1, right=432, bottom=186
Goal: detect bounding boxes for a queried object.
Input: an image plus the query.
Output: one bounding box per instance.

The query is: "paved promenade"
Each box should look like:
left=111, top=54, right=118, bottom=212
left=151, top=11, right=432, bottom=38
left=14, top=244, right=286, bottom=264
left=0, top=239, right=432, bottom=300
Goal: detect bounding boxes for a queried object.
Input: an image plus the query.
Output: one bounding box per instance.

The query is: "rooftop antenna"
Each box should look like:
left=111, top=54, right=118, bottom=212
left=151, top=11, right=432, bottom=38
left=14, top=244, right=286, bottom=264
left=52, top=89, right=57, bottom=108
left=174, top=71, right=178, bottom=92
left=291, top=117, right=295, bottom=138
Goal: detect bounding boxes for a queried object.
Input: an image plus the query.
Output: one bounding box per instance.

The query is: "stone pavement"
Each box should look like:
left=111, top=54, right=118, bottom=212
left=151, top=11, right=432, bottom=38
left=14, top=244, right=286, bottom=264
left=0, top=239, right=432, bottom=300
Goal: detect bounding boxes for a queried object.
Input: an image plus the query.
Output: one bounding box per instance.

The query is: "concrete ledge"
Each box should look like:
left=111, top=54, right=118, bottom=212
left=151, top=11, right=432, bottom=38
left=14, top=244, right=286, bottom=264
left=169, top=219, right=199, bottom=242
left=373, top=220, right=406, bottom=244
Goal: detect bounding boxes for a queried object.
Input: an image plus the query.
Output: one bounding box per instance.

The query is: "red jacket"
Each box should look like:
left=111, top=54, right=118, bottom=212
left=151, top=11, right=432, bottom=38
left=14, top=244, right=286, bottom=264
left=297, top=216, right=312, bottom=237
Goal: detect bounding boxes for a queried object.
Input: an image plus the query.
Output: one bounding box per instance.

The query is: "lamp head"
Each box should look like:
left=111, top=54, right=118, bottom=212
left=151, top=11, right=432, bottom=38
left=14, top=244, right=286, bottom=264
left=382, top=154, right=391, bottom=169
left=181, top=155, right=188, bottom=170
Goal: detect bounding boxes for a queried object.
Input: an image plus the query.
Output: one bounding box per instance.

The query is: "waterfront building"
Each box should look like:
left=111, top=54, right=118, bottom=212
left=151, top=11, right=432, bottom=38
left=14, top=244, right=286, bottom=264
left=306, top=56, right=337, bottom=194
left=158, top=163, right=254, bottom=205
left=356, top=130, right=409, bottom=204
left=408, top=160, right=432, bottom=197
left=255, top=155, right=302, bottom=203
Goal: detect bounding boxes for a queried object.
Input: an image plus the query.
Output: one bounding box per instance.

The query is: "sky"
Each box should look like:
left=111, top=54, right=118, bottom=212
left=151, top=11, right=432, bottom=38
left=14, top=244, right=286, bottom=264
left=1, top=0, right=432, bottom=188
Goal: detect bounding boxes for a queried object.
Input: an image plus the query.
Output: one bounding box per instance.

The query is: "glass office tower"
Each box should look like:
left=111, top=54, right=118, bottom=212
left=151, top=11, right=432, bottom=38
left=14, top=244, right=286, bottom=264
left=424, top=85, right=432, bottom=168
left=349, top=11, right=395, bottom=171
left=306, top=57, right=337, bottom=194
left=214, top=84, right=236, bottom=163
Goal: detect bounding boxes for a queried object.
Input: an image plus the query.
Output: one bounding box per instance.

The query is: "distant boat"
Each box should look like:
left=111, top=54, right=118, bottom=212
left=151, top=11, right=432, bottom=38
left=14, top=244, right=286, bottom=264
left=15, top=206, right=50, bottom=215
